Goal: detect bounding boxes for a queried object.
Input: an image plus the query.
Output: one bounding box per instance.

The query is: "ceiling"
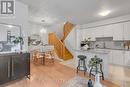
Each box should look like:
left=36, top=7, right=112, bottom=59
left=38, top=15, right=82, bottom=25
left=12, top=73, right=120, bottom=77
left=18, top=0, right=130, bottom=25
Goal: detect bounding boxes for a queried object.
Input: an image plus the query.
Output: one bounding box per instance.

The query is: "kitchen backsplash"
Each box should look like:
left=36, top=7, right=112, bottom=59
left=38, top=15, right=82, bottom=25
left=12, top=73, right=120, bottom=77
left=84, top=37, right=128, bottom=50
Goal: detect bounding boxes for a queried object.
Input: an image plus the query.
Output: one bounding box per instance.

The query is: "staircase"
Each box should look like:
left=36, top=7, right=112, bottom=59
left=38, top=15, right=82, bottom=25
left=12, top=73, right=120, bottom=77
left=48, top=22, right=74, bottom=60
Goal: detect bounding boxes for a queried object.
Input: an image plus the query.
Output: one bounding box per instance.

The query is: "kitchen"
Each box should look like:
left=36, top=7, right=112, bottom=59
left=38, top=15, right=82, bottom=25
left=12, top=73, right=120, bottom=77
left=70, top=16, right=130, bottom=87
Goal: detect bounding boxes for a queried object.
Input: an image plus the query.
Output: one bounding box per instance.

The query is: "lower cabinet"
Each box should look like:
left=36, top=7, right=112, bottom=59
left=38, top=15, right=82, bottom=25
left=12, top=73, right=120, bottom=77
left=0, top=56, right=10, bottom=84
left=124, top=51, right=130, bottom=67
left=112, top=50, right=124, bottom=66
left=0, top=53, right=30, bottom=85
left=109, top=50, right=130, bottom=67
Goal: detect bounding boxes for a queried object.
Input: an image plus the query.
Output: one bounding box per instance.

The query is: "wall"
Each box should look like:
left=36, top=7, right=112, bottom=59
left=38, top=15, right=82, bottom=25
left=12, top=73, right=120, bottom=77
left=28, top=22, right=48, bottom=51
left=0, top=1, right=28, bottom=51
left=28, top=22, right=64, bottom=51
left=47, top=23, right=64, bottom=39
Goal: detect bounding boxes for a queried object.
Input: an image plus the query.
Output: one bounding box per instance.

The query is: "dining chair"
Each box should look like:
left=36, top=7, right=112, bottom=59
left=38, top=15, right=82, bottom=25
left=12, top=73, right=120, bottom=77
left=32, top=50, right=44, bottom=64
left=45, top=50, right=55, bottom=65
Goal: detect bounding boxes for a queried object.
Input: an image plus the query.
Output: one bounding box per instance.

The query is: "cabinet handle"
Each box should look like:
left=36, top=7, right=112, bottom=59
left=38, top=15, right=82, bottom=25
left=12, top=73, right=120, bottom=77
left=8, top=60, right=10, bottom=78
left=12, top=59, right=14, bottom=76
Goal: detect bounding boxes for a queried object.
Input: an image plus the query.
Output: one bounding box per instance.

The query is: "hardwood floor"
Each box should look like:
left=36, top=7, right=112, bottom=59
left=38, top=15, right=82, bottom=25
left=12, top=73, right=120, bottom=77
left=1, top=60, right=120, bottom=87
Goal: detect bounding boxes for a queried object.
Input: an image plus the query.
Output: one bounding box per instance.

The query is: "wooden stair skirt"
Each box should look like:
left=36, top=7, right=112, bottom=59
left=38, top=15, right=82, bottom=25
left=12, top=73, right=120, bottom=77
left=48, top=33, right=73, bottom=60
left=48, top=22, right=74, bottom=60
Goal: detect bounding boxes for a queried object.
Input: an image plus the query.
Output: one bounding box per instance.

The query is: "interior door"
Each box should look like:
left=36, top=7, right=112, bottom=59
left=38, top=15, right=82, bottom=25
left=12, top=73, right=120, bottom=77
left=11, top=54, right=26, bottom=80
left=0, top=56, right=10, bottom=84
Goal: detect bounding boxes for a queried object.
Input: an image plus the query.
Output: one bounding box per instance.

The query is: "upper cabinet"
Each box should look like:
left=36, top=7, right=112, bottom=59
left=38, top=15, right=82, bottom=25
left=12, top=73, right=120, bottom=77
left=103, top=25, right=113, bottom=37
left=112, top=23, right=124, bottom=40
left=124, top=21, right=130, bottom=40
left=81, top=21, right=130, bottom=41
left=93, top=27, right=104, bottom=38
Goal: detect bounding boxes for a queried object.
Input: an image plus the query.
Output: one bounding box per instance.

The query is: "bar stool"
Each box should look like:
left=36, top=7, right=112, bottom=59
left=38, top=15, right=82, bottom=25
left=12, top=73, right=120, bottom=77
left=77, top=55, right=87, bottom=75
left=89, top=58, right=104, bottom=80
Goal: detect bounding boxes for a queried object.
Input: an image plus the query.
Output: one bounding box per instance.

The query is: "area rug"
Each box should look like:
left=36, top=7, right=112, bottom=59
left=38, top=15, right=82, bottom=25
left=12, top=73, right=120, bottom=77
left=61, top=76, right=89, bottom=87
left=62, top=76, right=106, bottom=87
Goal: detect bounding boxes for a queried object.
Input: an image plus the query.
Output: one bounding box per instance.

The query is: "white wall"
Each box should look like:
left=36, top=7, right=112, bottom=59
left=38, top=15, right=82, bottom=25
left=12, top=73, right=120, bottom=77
left=0, top=1, right=28, bottom=51
left=28, top=22, right=48, bottom=44
left=28, top=21, right=64, bottom=42
left=28, top=22, right=64, bottom=51
left=47, top=23, right=64, bottom=39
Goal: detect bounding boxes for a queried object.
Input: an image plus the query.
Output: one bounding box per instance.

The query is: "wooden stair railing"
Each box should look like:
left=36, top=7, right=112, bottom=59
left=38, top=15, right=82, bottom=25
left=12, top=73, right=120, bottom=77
left=48, top=32, right=73, bottom=60
left=48, top=22, right=74, bottom=60
left=62, top=22, right=75, bottom=42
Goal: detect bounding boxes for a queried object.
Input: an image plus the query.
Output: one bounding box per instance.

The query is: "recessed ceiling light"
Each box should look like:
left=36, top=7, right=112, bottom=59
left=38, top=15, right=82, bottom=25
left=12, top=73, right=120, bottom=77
left=99, top=10, right=111, bottom=16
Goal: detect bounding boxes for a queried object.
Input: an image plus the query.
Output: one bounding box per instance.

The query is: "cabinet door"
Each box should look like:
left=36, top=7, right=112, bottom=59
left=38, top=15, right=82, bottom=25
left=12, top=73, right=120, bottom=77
left=112, top=50, right=124, bottom=66
left=112, top=23, right=124, bottom=40
left=124, top=51, right=130, bottom=66
left=108, top=50, right=113, bottom=64
left=23, top=53, right=30, bottom=76
left=0, top=56, right=10, bottom=84
left=124, top=22, right=130, bottom=40
left=103, top=25, right=113, bottom=37
left=93, top=27, right=104, bottom=38
left=11, top=54, right=26, bottom=80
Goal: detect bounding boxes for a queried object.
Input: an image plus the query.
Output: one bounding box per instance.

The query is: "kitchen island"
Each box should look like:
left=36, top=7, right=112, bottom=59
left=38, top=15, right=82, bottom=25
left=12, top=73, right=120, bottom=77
left=0, top=52, right=30, bottom=85
left=74, top=49, right=110, bottom=79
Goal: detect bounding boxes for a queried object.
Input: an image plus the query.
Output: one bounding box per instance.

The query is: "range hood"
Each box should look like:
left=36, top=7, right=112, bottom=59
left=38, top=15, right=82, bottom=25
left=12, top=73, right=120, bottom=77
left=96, top=37, right=113, bottom=41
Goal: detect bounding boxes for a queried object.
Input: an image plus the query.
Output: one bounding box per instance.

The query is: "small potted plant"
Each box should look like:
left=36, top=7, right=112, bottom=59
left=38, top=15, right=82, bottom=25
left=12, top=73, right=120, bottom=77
left=12, top=36, right=24, bottom=45
left=88, top=55, right=102, bottom=73
left=88, top=55, right=103, bottom=87
left=12, top=36, right=24, bottom=52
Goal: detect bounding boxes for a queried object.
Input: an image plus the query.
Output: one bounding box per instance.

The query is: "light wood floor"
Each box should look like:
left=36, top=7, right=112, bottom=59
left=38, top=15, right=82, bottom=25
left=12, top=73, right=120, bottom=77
left=1, top=60, right=120, bottom=87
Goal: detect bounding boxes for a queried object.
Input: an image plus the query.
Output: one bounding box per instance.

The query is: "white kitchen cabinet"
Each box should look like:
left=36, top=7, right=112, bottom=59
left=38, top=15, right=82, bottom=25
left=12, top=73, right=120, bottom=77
left=89, top=28, right=96, bottom=41
left=108, top=50, right=113, bottom=64
left=93, top=27, right=104, bottom=38
left=112, top=50, right=124, bottom=66
left=124, top=51, right=130, bottom=66
left=124, top=22, right=130, bottom=40
left=112, top=23, right=124, bottom=40
left=103, top=25, right=113, bottom=37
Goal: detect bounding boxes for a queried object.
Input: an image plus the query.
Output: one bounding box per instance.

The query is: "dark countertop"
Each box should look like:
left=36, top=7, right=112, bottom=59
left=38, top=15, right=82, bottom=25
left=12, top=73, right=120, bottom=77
left=0, top=52, right=29, bottom=56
